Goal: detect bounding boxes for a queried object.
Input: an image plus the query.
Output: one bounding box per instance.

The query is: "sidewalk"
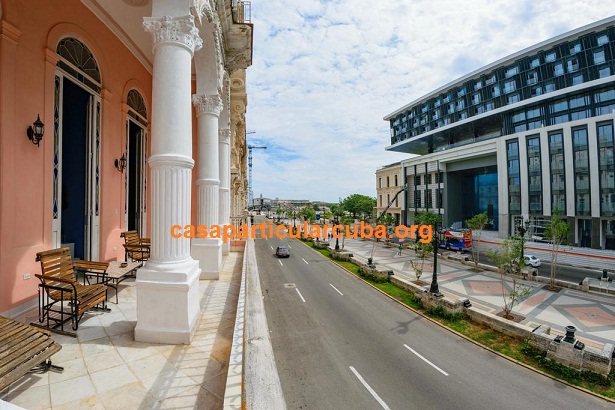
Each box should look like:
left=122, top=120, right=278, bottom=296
left=1, top=253, right=243, bottom=410
left=337, top=238, right=615, bottom=349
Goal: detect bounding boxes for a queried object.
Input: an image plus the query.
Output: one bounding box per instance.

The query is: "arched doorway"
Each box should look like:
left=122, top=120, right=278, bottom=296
left=52, top=37, right=101, bottom=260
left=125, top=89, right=148, bottom=234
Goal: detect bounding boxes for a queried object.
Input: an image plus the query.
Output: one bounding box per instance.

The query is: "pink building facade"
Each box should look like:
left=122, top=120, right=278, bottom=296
left=0, top=0, right=252, bottom=343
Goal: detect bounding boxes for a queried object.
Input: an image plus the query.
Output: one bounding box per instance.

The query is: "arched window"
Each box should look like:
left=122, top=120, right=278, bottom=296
left=127, top=89, right=148, bottom=126
left=56, top=37, right=101, bottom=92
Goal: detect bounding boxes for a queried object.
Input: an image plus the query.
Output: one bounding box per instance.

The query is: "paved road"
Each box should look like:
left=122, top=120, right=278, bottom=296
left=255, top=235, right=611, bottom=410
left=473, top=250, right=602, bottom=284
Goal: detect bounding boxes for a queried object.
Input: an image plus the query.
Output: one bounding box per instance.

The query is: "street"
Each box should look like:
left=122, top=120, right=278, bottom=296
left=255, top=234, right=611, bottom=409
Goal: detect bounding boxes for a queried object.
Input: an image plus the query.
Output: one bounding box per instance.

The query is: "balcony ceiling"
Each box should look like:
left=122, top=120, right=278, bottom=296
left=82, top=0, right=154, bottom=72
left=83, top=1, right=253, bottom=74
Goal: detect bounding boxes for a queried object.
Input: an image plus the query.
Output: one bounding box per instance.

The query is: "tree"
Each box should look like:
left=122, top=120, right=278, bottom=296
left=543, top=208, right=569, bottom=289
left=341, top=194, right=376, bottom=219
left=466, top=212, right=489, bottom=267
left=409, top=241, right=433, bottom=283
left=300, top=207, right=316, bottom=223
left=487, top=237, right=532, bottom=319
left=414, top=211, right=442, bottom=230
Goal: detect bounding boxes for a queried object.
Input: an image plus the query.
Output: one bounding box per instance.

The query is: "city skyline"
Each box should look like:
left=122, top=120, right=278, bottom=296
left=246, top=0, right=614, bottom=202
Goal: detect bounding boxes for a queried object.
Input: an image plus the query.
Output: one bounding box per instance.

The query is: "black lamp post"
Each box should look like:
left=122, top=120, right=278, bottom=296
left=334, top=216, right=340, bottom=251
left=516, top=218, right=529, bottom=269
left=429, top=223, right=443, bottom=297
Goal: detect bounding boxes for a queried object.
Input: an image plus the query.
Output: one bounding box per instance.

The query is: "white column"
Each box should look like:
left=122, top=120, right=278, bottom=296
left=191, top=94, right=223, bottom=278
left=135, top=15, right=202, bottom=345
left=219, top=128, right=231, bottom=255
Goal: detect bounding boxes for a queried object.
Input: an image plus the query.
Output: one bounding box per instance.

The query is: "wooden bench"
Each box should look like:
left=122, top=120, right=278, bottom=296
left=33, top=248, right=108, bottom=337
left=120, top=230, right=150, bottom=265
left=0, top=316, right=63, bottom=391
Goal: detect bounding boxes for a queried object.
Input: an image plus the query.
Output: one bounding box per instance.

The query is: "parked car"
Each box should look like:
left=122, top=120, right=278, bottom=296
left=524, top=255, right=541, bottom=268
left=276, top=246, right=290, bottom=258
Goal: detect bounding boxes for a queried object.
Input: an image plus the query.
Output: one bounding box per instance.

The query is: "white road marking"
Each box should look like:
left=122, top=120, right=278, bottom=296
left=349, top=366, right=391, bottom=410
left=287, top=245, right=292, bottom=249
left=270, top=245, right=274, bottom=250
left=295, top=288, right=306, bottom=303
left=302, top=258, right=309, bottom=264
left=329, top=283, right=344, bottom=296
left=278, top=260, right=283, bottom=267
left=403, top=344, right=449, bottom=376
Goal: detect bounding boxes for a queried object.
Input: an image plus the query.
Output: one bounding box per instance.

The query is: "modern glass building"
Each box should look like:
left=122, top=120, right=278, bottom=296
left=385, top=17, right=615, bottom=250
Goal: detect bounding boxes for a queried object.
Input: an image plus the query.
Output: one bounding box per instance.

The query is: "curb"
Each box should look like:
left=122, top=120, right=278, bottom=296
left=298, top=239, right=615, bottom=405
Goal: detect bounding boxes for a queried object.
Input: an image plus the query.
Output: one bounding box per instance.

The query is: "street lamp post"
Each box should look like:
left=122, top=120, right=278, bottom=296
left=334, top=217, right=340, bottom=251
left=516, top=218, right=529, bottom=272
left=429, top=222, right=443, bottom=297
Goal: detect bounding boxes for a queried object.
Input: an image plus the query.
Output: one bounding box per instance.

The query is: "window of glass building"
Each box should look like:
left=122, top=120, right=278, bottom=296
left=530, top=57, right=540, bottom=68
left=531, top=86, right=542, bottom=96
left=554, top=62, right=564, bottom=76
left=457, top=100, right=465, bottom=110
left=527, top=71, right=538, bottom=85
left=570, top=42, right=582, bottom=54
left=594, top=48, right=606, bottom=64
left=597, top=33, right=609, bottom=46
left=458, top=86, right=466, bottom=97
left=414, top=175, right=421, bottom=186
left=549, top=131, right=566, bottom=214
left=572, top=74, right=583, bottom=85
left=505, top=65, right=519, bottom=78
left=508, top=93, right=520, bottom=104
left=492, top=85, right=501, bottom=97
left=545, top=52, right=556, bottom=63
left=567, top=58, right=579, bottom=72
left=598, top=65, right=611, bottom=79
left=598, top=121, right=615, bottom=216
left=459, top=111, right=468, bottom=120
left=504, top=80, right=516, bottom=93
left=527, top=135, right=542, bottom=215
left=507, top=140, right=521, bottom=213
left=471, top=93, right=481, bottom=105
left=573, top=127, right=591, bottom=216
left=426, top=173, right=432, bottom=185
left=545, top=81, right=556, bottom=93
left=474, top=81, right=482, bottom=90
left=486, top=75, right=496, bottom=85
left=426, top=189, right=433, bottom=208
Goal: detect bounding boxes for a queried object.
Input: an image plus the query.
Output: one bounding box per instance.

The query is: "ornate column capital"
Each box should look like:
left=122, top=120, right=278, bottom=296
left=192, top=94, right=223, bottom=117
left=219, top=128, right=231, bottom=144
left=143, top=15, right=202, bottom=54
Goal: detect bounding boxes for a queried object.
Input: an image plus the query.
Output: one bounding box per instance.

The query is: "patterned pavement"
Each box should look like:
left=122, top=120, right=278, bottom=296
left=338, top=238, right=615, bottom=348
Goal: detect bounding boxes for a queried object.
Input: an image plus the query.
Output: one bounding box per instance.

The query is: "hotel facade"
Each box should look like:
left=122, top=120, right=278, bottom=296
left=385, top=17, right=615, bottom=251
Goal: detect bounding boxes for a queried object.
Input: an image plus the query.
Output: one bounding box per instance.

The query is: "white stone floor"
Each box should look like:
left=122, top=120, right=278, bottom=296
left=1, top=252, right=243, bottom=410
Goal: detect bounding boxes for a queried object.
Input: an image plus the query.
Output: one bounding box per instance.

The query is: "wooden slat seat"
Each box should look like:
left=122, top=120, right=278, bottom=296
left=33, top=248, right=108, bottom=337
left=0, top=316, right=63, bottom=391
left=120, top=230, right=150, bottom=264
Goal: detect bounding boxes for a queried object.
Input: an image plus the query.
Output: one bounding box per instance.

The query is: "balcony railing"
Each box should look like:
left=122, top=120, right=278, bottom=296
left=232, top=1, right=252, bottom=23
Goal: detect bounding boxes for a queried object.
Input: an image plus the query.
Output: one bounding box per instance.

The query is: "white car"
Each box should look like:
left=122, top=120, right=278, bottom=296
left=524, top=255, right=541, bottom=268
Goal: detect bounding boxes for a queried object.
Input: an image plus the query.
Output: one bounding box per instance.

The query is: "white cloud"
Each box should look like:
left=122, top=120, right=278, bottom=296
left=246, top=0, right=614, bottom=202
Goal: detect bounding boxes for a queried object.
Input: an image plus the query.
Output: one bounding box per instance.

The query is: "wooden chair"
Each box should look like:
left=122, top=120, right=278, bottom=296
left=34, top=248, right=108, bottom=337
left=0, top=316, right=63, bottom=391
left=120, top=230, right=150, bottom=265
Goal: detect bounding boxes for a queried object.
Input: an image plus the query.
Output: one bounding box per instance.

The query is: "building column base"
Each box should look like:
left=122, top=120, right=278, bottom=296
left=191, top=238, right=223, bottom=279
left=134, top=258, right=201, bottom=344
left=222, top=241, right=230, bottom=256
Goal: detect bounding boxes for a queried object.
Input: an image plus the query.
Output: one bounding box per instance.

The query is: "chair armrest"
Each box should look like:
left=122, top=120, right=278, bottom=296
left=140, top=238, right=151, bottom=245
left=74, top=260, right=109, bottom=272
left=123, top=244, right=150, bottom=251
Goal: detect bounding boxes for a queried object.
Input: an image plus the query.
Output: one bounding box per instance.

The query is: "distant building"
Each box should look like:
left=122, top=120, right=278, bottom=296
left=385, top=17, right=615, bottom=250
left=375, top=162, right=402, bottom=224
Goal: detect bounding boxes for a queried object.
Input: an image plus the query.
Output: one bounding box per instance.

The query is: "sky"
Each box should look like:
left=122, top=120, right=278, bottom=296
left=245, top=0, right=613, bottom=204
